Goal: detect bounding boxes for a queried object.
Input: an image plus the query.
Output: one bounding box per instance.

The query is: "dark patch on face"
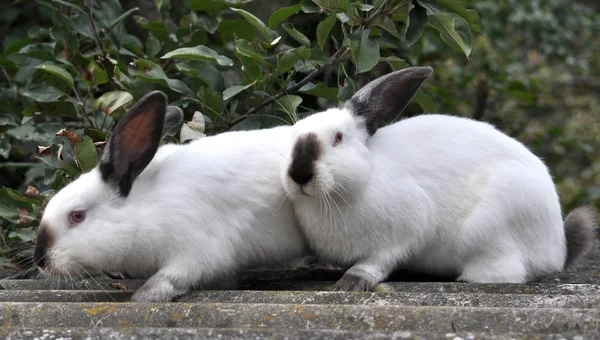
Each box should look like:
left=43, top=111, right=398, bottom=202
left=288, top=133, right=321, bottom=186
left=34, top=222, right=54, bottom=269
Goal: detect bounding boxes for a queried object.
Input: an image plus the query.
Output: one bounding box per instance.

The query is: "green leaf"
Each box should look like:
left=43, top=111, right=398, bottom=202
left=95, top=91, right=134, bottom=120
left=28, top=101, right=78, bottom=119
left=135, top=16, right=169, bottom=41
left=223, top=81, right=256, bottom=100
left=275, top=95, right=302, bottom=122
left=277, top=52, right=300, bottom=75
left=51, top=0, right=85, bottom=14
left=217, top=19, right=256, bottom=41
left=268, top=4, right=302, bottom=28
left=190, top=0, right=253, bottom=14
left=83, top=127, right=108, bottom=142
left=22, top=85, right=65, bottom=103
left=161, top=46, right=234, bottom=66
left=406, top=4, right=427, bottom=46
left=337, top=77, right=356, bottom=102
left=373, top=15, right=398, bottom=36
left=9, top=227, right=37, bottom=242
left=86, top=61, right=109, bottom=86
left=231, top=8, right=279, bottom=42
left=427, top=13, right=471, bottom=57
left=110, top=7, right=139, bottom=31
left=301, top=0, right=321, bottom=13
left=73, top=136, right=98, bottom=172
left=312, top=0, right=351, bottom=12
left=316, top=14, right=337, bottom=50
left=381, top=56, right=411, bottom=70
left=0, top=187, right=34, bottom=224
left=196, top=13, right=221, bottom=34
left=130, top=60, right=196, bottom=97
left=282, top=23, right=311, bottom=47
left=235, top=39, right=271, bottom=68
left=36, top=63, right=74, bottom=88
left=345, top=29, right=380, bottom=74
left=413, top=89, right=437, bottom=112
left=17, top=42, right=55, bottom=61
left=298, top=82, right=339, bottom=101
left=418, top=0, right=481, bottom=33
left=390, top=0, right=410, bottom=23
left=199, top=87, right=222, bottom=114
left=176, top=60, right=225, bottom=90
left=146, top=34, right=162, bottom=58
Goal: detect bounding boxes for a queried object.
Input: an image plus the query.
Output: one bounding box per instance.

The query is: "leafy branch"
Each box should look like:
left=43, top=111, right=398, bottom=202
left=243, top=0, right=391, bottom=117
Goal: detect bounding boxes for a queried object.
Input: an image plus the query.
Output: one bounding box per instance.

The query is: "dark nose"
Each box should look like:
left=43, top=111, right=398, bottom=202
left=34, top=227, right=52, bottom=268
left=288, top=133, right=320, bottom=186
left=288, top=165, right=313, bottom=185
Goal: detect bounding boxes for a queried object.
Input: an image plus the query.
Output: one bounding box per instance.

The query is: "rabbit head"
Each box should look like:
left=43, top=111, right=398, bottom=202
left=281, top=67, right=433, bottom=198
left=33, top=91, right=183, bottom=277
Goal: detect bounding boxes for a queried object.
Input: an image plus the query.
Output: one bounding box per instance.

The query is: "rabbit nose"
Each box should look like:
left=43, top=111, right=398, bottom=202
left=289, top=166, right=314, bottom=185
left=34, top=225, right=52, bottom=268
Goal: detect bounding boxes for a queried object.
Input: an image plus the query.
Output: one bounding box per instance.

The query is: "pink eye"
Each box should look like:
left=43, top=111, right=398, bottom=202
left=68, top=210, right=86, bottom=227
left=333, top=132, right=343, bottom=146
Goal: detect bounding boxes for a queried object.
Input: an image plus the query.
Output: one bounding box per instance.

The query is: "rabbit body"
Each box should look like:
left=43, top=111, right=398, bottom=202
left=282, top=68, right=595, bottom=291
left=34, top=92, right=307, bottom=302
left=290, top=113, right=564, bottom=285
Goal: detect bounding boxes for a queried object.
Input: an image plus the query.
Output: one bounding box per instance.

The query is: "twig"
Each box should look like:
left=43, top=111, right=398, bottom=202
left=243, top=0, right=391, bottom=117
left=73, top=87, right=96, bottom=128
left=472, top=78, right=489, bottom=121
left=0, top=162, right=38, bottom=169
left=86, top=0, right=114, bottom=80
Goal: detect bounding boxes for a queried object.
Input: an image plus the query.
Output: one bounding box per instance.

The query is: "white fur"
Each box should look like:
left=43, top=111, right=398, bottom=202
left=41, top=125, right=308, bottom=300
left=282, top=111, right=566, bottom=285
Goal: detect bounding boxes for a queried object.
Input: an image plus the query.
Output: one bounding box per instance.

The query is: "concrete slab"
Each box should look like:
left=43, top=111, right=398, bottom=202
left=0, top=302, right=598, bottom=335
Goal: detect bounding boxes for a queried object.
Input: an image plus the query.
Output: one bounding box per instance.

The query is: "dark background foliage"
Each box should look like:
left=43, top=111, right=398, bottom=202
left=0, top=0, right=598, bottom=265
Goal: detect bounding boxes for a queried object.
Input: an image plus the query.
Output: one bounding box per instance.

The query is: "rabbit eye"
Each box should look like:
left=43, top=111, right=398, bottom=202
left=333, top=132, right=343, bottom=146
left=68, top=210, right=86, bottom=227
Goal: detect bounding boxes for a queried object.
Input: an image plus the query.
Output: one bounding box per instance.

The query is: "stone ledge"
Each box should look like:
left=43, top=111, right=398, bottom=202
left=0, top=327, right=591, bottom=340
left=1, top=290, right=599, bottom=309
left=0, top=302, right=598, bottom=334
left=3, top=279, right=600, bottom=296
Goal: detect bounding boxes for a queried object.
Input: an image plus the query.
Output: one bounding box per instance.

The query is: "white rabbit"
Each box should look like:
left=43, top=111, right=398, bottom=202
left=33, top=91, right=308, bottom=302
left=280, top=67, right=596, bottom=291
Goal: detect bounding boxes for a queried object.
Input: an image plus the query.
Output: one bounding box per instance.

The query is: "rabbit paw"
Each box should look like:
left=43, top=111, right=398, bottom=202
left=130, top=275, right=187, bottom=302
left=334, top=273, right=375, bottom=292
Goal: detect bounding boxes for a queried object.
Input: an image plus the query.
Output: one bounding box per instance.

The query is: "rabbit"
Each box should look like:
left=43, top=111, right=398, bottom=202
left=33, top=91, right=308, bottom=302
left=280, top=66, right=597, bottom=291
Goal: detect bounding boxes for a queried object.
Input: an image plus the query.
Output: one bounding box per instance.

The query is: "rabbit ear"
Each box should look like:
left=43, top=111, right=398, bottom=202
left=99, top=91, right=167, bottom=197
left=346, top=66, right=433, bottom=136
left=162, top=106, right=184, bottom=135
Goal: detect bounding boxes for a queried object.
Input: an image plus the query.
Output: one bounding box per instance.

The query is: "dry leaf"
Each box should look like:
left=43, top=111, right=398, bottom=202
left=16, top=208, right=35, bottom=224
left=36, top=145, right=53, bottom=157
left=56, top=128, right=81, bottom=147
left=24, top=185, right=40, bottom=199
left=109, top=282, right=129, bottom=290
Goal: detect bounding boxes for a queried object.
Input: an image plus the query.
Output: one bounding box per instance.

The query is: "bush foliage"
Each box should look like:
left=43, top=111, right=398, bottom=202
left=0, top=0, right=598, bottom=263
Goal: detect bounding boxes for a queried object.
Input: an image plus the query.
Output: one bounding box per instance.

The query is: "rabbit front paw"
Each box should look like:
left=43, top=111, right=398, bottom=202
left=130, top=274, right=188, bottom=302
left=334, top=273, right=376, bottom=292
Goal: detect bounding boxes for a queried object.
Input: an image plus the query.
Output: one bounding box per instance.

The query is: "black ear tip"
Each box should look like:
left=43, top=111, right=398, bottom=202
left=141, top=91, right=168, bottom=106
left=412, top=66, right=434, bottom=78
